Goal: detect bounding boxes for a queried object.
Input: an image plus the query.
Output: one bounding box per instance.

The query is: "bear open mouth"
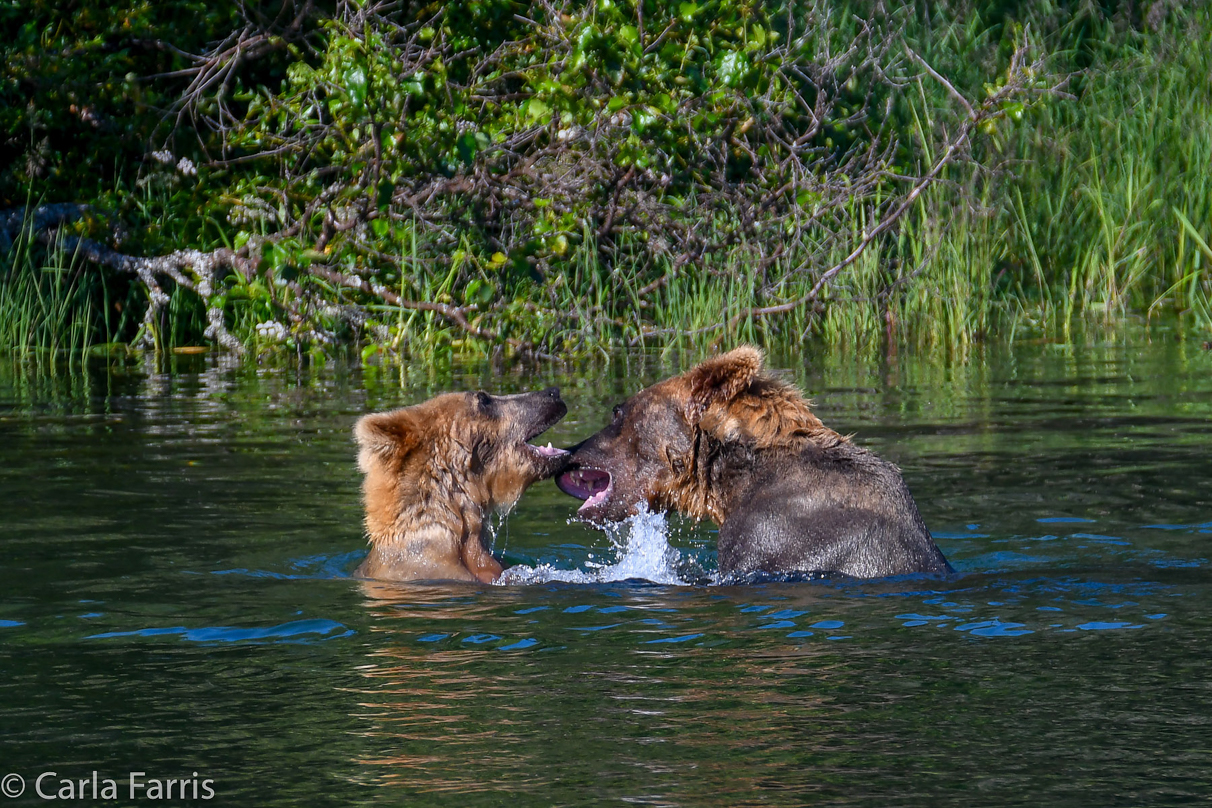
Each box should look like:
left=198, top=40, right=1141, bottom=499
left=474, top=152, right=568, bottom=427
left=527, top=441, right=569, bottom=459
left=556, top=468, right=613, bottom=512
left=523, top=405, right=570, bottom=463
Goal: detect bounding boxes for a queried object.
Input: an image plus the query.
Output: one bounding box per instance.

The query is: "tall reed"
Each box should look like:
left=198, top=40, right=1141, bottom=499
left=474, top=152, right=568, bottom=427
left=0, top=225, right=103, bottom=366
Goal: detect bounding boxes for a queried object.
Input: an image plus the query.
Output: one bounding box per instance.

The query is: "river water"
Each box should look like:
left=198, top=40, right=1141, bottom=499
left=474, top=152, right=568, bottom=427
left=1, top=330, right=1209, bottom=806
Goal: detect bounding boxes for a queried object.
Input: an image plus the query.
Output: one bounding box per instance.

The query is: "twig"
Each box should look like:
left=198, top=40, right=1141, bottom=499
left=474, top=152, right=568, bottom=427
left=905, top=46, right=975, bottom=120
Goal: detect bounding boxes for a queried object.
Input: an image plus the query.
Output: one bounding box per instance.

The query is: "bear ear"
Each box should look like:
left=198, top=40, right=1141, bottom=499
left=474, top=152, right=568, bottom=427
left=354, top=409, right=421, bottom=468
left=684, top=345, right=764, bottom=425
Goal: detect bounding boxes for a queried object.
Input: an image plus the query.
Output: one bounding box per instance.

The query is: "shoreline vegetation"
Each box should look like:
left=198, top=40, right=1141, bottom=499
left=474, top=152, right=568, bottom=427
left=2, top=0, right=1211, bottom=366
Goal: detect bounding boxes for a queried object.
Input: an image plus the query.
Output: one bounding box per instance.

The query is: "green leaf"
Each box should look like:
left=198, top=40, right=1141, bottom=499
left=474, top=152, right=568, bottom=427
left=1175, top=208, right=1212, bottom=262
left=632, top=106, right=658, bottom=133
left=456, top=131, right=480, bottom=165
left=377, top=178, right=394, bottom=211
left=465, top=278, right=496, bottom=304
left=345, top=65, right=367, bottom=108
left=718, top=51, right=749, bottom=87
left=262, top=243, right=284, bottom=270
left=526, top=98, right=550, bottom=121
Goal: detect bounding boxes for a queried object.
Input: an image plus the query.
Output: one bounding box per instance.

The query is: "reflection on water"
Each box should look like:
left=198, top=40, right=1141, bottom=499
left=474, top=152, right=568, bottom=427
left=2, top=329, right=1211, bottom=805
left=344, top=570, right=1207, bottom=805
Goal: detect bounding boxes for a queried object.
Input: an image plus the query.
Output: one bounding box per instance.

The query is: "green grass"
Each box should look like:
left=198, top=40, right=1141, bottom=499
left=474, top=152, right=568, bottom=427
left=0, top=226, right=102, bottom=366
left=997, top=17, right=1212, bottom=333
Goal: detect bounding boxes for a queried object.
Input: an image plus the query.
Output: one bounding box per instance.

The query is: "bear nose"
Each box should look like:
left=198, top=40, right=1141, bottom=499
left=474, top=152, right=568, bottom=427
left=542, top=386, right=561, bottom=400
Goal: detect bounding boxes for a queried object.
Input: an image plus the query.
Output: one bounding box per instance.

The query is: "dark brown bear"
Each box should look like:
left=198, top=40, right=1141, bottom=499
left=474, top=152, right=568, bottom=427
left=354, top=388, right=569, bottom=583
left=556, top=348, right=951, bottom=579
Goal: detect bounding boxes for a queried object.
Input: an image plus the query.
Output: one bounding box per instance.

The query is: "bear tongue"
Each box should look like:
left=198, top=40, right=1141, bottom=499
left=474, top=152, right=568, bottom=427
left=578, top=487, right=611, bottom=512
left=557, top=468, right=610, bottom=501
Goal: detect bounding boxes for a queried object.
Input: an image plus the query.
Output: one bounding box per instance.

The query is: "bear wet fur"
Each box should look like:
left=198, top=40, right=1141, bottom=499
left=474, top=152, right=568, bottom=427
left=354, top=387, right=569, bottom=583
left=556, top=347, right=951, bottom=579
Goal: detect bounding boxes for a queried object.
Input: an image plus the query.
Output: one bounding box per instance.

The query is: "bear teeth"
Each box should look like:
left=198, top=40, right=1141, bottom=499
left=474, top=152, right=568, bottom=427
left=530, top=442, right=569, bottom=459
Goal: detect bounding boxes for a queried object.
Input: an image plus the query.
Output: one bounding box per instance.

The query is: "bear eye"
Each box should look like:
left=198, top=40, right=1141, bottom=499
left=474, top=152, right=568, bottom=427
left=475, top=391, right=493, bottom=412
left=612, top=404, right=624, bottom=421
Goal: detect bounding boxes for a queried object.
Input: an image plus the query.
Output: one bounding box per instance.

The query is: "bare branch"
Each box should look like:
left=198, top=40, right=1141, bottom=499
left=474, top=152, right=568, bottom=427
left=905, top=45, right=975, bottom=120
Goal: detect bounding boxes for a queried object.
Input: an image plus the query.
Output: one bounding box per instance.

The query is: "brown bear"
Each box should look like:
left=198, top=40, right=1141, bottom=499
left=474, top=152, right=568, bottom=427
left=354, top=387, right=569, bottom=583
left=556, top=347, right=951, bottom=579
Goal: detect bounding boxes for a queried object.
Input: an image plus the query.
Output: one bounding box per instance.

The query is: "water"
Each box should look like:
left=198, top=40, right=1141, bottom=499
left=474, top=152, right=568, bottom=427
left=2, top=331, right=1211, bottom=806
left=499, top=509, right=695, bottom=586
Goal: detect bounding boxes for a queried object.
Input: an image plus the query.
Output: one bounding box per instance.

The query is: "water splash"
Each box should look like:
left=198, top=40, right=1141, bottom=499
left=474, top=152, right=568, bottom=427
left=585, top=508, right=688, bottom=584
left=485, top=508, right=511, bottom=556
left=497, top=507, right=691, bottom=586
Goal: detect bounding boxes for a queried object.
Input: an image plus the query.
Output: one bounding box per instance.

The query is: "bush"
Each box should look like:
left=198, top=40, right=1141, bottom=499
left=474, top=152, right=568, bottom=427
left=2, top=0, right=1209, bottom=360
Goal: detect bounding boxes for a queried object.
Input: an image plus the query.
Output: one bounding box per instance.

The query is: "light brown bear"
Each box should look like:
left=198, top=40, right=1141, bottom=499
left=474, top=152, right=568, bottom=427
left=354, top=387, right=569, bottom=583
